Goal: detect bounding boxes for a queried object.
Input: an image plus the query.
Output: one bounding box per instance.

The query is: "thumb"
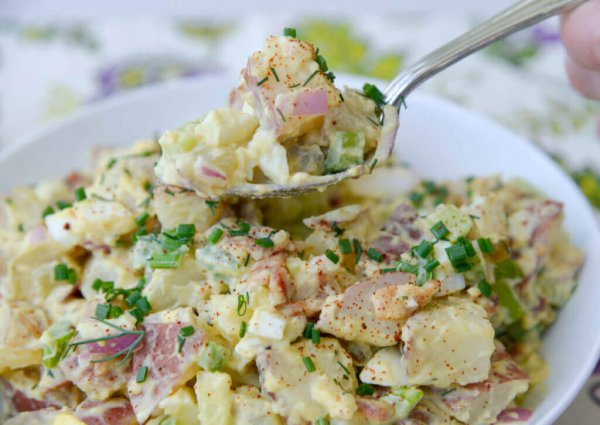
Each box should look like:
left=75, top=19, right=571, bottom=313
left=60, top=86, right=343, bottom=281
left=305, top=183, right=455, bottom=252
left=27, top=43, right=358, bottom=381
left=561, top=0, right=600, bottom=71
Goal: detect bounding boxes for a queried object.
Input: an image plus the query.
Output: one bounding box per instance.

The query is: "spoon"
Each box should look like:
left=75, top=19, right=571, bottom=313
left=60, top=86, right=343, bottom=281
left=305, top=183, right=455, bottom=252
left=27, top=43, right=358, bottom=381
left=222, top=0, right=588, bottom=199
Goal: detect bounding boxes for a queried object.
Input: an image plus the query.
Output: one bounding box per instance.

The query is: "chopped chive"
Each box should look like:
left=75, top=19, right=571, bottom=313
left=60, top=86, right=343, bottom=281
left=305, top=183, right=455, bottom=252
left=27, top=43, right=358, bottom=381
left=331, top=222, right=345, bottom=237
left=42, top=206, right=55, bottom=218
left=54, top=263, right=69, bottom=281
left=109, top=305, right=123, bottom=318
left=367, top=116, right=382, bottom=128
left=409, top=191, right=424, bottom=207
left=67, top=268, right=77, bottom=284
left=304, top=323, right=315, bottom=339
left=180, top=326, right=195, bottom=337
left=303, top=70, right=319, bottom=87
left=106, top=158, right=117, bottom=169
left=478, top=280, right=493, bottom=298
left=315, top=418, right=330, bottom=425
left=125, top=291, right=141, bottom=307
left=362, top=83, right=386, bottom=106
left=143, top=181, right=154, bottom=195
left=176, top=224, right=195, bottom=238
left=381, top=267, right=397, bottom=273
left=74, top=187, right=87, bottom=201
left=370, top=159, right=378, bottom=173
left=244, top=253, right=251, bottom=267
left=205, top=200, right=218, bottom=214
left=257, top=76, right=269, bottom=86
left=129, top=308, right=144, bottom=324
left=255, top=236, right=274, bottom=248
left=177, top=334, right=185, bottom=353
left=325, top=249, right=339, bottom=264
left=56, top=200, right=71, bottom=210
left=303, top=356, right=316, bottom=373
left=353, top=239, right=363, bottom=264
left=92, top=278, right=114, bottom=292
left=95, top=303, right=111, bottom=320
left=164, top=188, right=174, bottom=196
left=239, top=321, right=247, bottom=338
left=283, top=27, right=296, bottom=37
left=311, top=328, right=321, bottom=344
left=207, top=227, right=223, bottom=244
left=270, top=67, right=280, bottom=82
left=135, top=211, right=149, bottom=227
left=397, top=260, right=418, bottom=275
left=148, top=252, right=183, bottom=269
left=414, top=240, right=434, bottom=259
left=337, top=361, right=350, bottom=375
left=356, top=383, right=375, bottom=396
left=288, top=83, right=300, bottom=89
left=430, top=221, right=449, bottom=240
left=398, top=96, right=407, bottom=109
left=457, top=237, right=476, bottom=258
left=136, top=366, right=148, bottom=383
left=237, top=293, right=249, bottom=316
left=477, top=238, right=494, bottom=254
left=446, top=244, right=468, bottom=267
left=454, top=262, right=472, bottom=273
left=135, top=297, right=152, bottom=315
left=276, top=107, right=286, bottom=122
left=338, top=238, right=352, bottom=254
left=424, top=259, right=440, bottom=273
left=442, top=388, right=456, bottom=397
left=367, top=248, right=383, bottom=263
left=423, top=181, right=437, bottom=193
left=17, top=223, right=24, bottom=232
left=228, top=222, right=251, bottom=236
left=136, top=277, right=147, bottom=290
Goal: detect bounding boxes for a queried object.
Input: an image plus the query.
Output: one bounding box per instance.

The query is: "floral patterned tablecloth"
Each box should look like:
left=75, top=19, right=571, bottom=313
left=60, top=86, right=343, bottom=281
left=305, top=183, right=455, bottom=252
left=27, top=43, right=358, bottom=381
left=0, top=12, right=599, bottom=424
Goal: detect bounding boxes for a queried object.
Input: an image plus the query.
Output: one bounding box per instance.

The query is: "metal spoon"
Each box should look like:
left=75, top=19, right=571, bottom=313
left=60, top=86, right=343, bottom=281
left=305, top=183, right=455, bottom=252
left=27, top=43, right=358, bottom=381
left=223, top=0, right=588, bottom=199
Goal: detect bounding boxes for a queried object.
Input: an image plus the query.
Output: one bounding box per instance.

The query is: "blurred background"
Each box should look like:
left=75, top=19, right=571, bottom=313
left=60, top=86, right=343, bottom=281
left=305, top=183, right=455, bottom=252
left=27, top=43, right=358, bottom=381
left=0, top=1, right=599, bottom=423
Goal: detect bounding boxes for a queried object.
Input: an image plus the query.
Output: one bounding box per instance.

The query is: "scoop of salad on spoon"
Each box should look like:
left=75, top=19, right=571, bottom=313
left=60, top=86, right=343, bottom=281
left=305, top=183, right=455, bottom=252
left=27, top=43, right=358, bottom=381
left=155, top=0, right=587, bottom=199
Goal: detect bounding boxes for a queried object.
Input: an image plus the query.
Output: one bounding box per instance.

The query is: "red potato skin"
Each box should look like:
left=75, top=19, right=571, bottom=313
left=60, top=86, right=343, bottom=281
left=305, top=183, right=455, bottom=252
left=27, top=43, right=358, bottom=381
left=75, top=398, right=137, bottom=425
left=128, top=319, right=205, bottom=423
left=371, top=203, right=422, bottom=262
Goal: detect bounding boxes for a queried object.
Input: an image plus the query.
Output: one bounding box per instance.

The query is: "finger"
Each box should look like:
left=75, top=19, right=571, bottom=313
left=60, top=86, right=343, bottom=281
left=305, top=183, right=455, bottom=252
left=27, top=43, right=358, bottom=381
left=565, top=55, right=600, bottom=99
left=560, top=0, right=600, bottom=71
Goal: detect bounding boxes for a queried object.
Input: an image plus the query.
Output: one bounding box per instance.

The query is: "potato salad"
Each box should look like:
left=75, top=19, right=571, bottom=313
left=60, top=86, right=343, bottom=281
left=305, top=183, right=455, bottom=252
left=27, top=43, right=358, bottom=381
left=155, top=28, right=398, bottom=197
left=0, top=29, right=583, bottom=425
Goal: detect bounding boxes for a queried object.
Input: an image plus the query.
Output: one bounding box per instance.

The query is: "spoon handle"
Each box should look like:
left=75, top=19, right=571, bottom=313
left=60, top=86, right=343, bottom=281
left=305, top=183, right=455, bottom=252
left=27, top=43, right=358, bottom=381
left=384, top=0, right=587, bottom=107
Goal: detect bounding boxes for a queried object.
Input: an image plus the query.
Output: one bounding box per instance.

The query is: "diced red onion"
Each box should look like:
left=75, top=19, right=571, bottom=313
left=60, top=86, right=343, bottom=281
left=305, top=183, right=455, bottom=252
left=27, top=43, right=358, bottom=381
left=201, top=166, right=227, bottom=180
left=293, top=89, right=328, bottom=116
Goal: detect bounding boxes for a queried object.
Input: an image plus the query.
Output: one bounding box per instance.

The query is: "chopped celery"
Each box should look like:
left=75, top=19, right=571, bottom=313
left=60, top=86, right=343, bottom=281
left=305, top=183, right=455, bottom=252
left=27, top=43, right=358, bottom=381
left=381, top=386, right=424, bottom=420
left=325, top=131, right=365, bottom=173
left=494, top=259, right=524, bottom=280
left=494, top=280, right=526, bottom=324
left=41, top=320, right=76, bottom=368
left=199, top=341, right=230, bottom=372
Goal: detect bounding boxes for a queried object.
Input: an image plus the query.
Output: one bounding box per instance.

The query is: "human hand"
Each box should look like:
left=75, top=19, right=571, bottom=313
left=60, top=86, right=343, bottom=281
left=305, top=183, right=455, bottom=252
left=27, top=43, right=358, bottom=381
left=561, top=0, right=600, bottom=135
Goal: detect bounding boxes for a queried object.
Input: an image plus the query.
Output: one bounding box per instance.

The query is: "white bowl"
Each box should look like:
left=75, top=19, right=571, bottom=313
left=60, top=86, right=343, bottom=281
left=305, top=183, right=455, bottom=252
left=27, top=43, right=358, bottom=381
left=1, top=75, right=599, bottom=424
